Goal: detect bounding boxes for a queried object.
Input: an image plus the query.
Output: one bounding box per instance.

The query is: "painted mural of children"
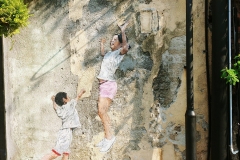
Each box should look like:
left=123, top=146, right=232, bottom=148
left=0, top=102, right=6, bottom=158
left=41, top=89, right=86, bottom=160
left=96, top=21, right=131, bottom=152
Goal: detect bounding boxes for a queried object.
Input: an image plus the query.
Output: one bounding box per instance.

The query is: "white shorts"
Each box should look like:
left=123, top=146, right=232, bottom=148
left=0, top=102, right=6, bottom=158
left=52, top=128, right=73, bottom=156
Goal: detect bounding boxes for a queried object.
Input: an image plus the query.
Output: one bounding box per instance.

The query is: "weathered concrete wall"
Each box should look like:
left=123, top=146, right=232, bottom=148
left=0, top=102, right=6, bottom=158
left=3, top=0, right=208, bottom=159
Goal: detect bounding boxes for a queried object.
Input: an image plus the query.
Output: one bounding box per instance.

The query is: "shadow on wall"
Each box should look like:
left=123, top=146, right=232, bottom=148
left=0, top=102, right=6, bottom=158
left=30, top=0, right=133, bottom=81
left=117, top=70, right=150, bottom=154
left=26, top=0, right=70, bottom=35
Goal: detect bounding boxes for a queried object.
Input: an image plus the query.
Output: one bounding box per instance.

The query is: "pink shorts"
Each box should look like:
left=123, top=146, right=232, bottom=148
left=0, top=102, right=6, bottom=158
left=99, top=81, right=117, bottom=99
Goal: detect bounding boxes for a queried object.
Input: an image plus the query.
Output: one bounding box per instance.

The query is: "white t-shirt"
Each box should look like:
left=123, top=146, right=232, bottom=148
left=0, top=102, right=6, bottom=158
left=56, top=99, right=81, bottom=129
left=97, top=48, right=125, bottom=81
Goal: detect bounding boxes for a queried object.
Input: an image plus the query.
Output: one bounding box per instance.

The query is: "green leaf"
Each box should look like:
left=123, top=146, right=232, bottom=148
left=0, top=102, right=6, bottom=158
left=0, top=0, right=31, bottom=37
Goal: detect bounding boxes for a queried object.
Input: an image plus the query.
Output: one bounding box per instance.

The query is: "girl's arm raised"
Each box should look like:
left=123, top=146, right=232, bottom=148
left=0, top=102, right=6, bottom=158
left=119, top=22, right=129, bottom=55
left=100, top=38, right=106, bottom=56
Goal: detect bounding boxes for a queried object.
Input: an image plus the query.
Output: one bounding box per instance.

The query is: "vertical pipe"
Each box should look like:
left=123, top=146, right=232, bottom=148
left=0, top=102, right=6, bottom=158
left=185, top=0, right=196, bottom=159
left=0, top=37, right=6, bottom=160
left=211, top=0, right=228, bottom=159
left=229, top=0, right=238, bottom=155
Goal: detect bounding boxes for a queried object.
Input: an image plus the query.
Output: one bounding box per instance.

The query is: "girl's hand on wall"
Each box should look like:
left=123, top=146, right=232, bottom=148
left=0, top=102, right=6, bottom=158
left=118, top=21, right=129, bottom=32
left=100, top=38, right=106, bottom=45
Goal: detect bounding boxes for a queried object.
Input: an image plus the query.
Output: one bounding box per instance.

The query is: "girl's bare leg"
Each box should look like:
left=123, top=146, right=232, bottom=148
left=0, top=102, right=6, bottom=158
left=98, top=97, right=113, bottom=139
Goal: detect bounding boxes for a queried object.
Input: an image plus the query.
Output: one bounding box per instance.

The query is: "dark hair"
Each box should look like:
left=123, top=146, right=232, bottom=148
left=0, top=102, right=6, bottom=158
left=55, top=92, right=67, bottom=106
left=116, top=33, right=131, bottom=49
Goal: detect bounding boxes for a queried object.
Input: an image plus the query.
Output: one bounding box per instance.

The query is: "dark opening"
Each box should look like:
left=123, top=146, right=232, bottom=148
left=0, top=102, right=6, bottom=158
left=0, top=37, right=6, bottom=160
